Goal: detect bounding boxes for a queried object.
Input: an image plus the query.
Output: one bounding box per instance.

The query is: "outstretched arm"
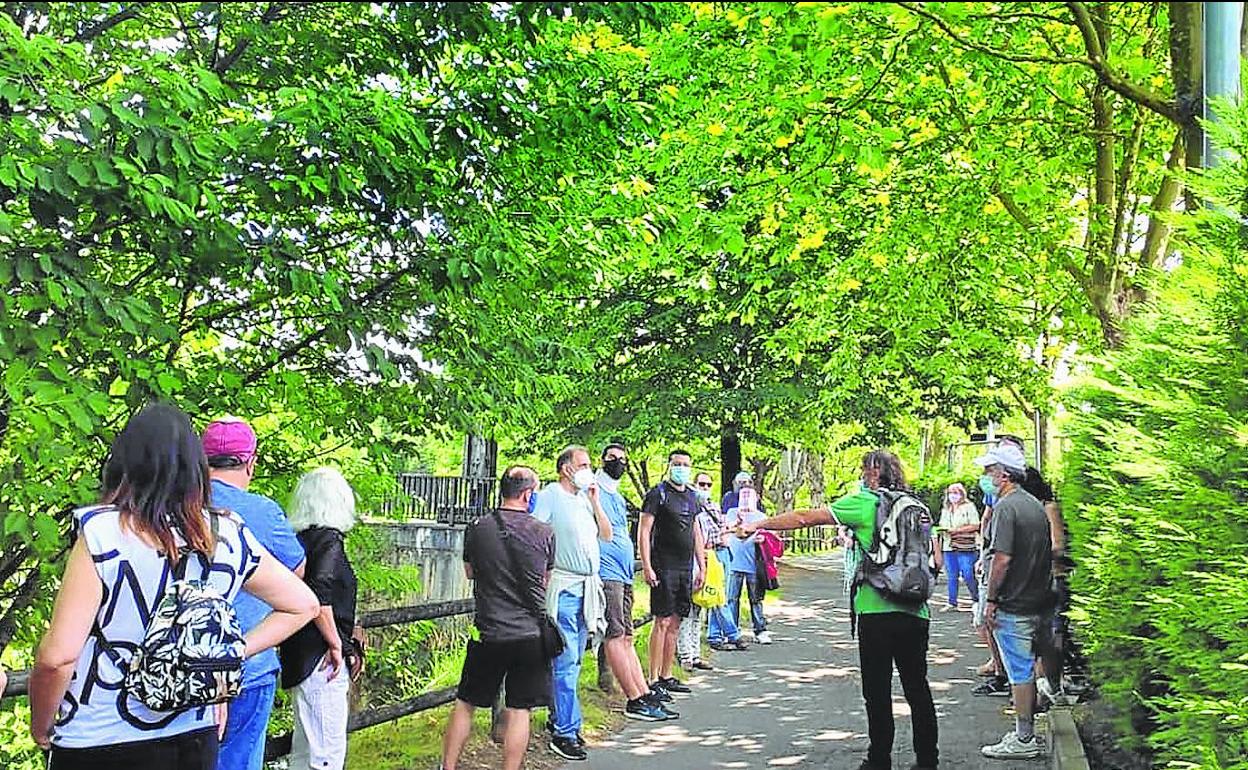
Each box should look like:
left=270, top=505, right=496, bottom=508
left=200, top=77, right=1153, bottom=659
left=740, top=507, right=836, bottom=534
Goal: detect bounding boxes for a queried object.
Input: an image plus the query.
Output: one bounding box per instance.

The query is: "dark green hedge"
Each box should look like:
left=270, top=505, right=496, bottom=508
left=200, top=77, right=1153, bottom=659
left=1061, top=136, right=1248, bottom=766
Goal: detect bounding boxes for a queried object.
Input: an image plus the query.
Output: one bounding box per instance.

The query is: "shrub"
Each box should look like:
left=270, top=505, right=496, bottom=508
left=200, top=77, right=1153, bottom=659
left=1062, top=106, right=1248, bottom=769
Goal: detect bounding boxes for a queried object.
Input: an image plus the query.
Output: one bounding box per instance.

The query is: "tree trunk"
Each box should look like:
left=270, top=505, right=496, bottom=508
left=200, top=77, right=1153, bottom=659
left=627, top=458, right=650, bottom=500
left=1170, top=1, right=1204, bottom=185
left=720, top=423, right=741, bottom=496
left=770, top=446, right=807, bottom=515
left=747, top=456, right=776, bottom=502
left=806, top=453, right=826, bottom=508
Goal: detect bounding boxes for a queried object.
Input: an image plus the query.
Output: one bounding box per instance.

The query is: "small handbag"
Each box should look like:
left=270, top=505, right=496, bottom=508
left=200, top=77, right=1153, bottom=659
left=490, top=509, right=565, bottom=660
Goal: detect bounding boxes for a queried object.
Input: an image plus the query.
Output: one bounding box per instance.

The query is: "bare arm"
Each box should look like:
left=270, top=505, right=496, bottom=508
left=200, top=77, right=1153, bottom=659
left=30, top=539, right=103, bottom=748
left=464, top=562, right=475, bottom=580
left=639, top=513, right=656, bottom=584
left=1045, top=501, right=1065, bottom=555
left=587, top=487, right=612, bottom=542
left=311, top=606, right=344, bottom=679
left=743, top=507, right=836, bottom=533
left=241, top=551, right=320, bottom=659
left=693, top=519, right=707, bottom=589
left=986, top=551, right=1012, bottom=602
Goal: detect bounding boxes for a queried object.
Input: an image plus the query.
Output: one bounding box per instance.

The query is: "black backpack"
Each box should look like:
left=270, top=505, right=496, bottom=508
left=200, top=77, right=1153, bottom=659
left=850, top=488, right=935, bottom=633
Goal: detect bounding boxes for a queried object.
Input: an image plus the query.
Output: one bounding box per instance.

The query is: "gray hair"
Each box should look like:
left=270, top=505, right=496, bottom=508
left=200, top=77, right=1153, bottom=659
left=287, top=466, right=357, bottom=533
left=556, top=445, right=588, bottom=474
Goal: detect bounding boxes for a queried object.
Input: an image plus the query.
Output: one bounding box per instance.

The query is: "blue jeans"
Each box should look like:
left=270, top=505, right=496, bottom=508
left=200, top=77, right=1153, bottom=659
left=552, top=589, right=588, bottom=740
left=707, top=549, right=742, bottom=644
left=218, top=673, right=277, bottom=770
left=943, top=550, right=979, bottom=606
left=727, top=570, right=766, bottom=635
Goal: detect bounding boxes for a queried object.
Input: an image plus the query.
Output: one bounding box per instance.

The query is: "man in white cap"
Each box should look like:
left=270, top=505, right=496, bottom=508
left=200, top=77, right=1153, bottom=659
left=975, top=441, right=1053, bottom=760
left=720, top=470, right=764, bottom=514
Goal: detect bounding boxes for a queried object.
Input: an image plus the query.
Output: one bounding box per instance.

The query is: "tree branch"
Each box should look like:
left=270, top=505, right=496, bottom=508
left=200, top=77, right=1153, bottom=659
left=1138, top=130, right=1186, bottom=272
left=903, top=1, right=1182, bottom=125
left=1065, top=1, right=1183, bottom=124
left=214, top=3, right=283, bottom=74
left=74, top=6, right=141, bottom=42
left=898, top=2, right=1087, bottom=66
left=239, top=262, right=423, bottom=386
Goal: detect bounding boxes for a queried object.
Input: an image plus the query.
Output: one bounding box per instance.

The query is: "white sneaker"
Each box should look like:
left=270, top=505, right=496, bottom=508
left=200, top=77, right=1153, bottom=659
left=756, top=631, right=773, bottom=644
left=981, top=730, right=1045, bottom=759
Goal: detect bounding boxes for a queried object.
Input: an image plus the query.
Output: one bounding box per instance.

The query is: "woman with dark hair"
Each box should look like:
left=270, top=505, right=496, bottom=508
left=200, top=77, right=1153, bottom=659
left=29, top=403, right=319, bottom=770
left=739, top=450, right=940, bottom=770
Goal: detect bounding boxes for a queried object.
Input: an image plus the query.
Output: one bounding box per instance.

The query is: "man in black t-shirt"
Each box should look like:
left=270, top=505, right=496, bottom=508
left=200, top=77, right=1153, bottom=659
left=639, top=449, right=705, bottom=700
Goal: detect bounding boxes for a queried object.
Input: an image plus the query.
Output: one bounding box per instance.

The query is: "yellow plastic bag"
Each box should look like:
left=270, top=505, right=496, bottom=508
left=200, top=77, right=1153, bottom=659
left=692, top=550, right=726, bottom=608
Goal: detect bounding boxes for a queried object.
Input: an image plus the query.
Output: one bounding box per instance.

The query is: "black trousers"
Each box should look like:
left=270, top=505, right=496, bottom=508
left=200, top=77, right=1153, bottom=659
left=857, top=612, right=939, bottom=768
left=50, top=727, right=218, bottom=770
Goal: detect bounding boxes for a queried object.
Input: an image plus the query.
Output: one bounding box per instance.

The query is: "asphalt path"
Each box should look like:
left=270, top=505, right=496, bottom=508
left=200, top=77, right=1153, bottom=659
left=565, top=552, right=1043, bottom=770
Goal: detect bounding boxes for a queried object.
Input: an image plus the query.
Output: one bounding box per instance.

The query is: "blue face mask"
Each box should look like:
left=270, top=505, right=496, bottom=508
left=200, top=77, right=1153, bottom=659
left=670, top=466, right=692, bottom=486
left=978, top=474, right=997, bottom=497
left=527, top=490, right=538, bottom=514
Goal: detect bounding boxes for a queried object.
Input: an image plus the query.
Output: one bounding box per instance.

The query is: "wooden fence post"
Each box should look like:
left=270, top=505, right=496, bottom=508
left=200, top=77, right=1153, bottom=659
left=597, top=644, right=614, bottom=693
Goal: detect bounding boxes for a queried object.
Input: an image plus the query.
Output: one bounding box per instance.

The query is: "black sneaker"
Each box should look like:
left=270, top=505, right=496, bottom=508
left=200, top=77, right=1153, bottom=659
left=625, top=697, right=668, bottom=722
left=661, top=676, right=691, bottom=693
left=550, top=735, right=587, bottom=761
left=972, top=676, right=1011, bottom=697
left=649, top=682, right=673, bottom=702
left=645, top=692, right=680, bottom=719
left=731, top=638, right=750, bottom=651
left=708, top=640, right=729, bottom=651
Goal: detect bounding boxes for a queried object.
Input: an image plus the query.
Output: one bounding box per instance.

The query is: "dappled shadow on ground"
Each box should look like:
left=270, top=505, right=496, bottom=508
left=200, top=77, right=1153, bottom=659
left=568, top=557, right=1043, bottom=769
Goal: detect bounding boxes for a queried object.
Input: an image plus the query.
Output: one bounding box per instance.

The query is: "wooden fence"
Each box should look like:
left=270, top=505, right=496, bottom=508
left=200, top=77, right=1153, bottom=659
left=2, top=580, right=654, bottom=761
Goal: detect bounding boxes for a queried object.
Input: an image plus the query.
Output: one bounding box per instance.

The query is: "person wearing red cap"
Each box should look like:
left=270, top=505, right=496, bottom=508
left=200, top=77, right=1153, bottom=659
left=202, top=417, right=307, bottom=770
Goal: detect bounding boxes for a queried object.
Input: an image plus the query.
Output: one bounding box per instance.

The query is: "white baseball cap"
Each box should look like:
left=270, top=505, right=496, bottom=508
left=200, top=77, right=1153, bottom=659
left=974, top=443, right=1027, bottom=473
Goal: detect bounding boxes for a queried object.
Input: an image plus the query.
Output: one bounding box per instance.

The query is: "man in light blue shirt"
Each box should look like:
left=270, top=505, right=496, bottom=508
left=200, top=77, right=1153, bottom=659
left=532, top=445, right=613, bottom=761
left=596, top=444, right=672, bottom=724
left=203, top=417, right=306, bottom=770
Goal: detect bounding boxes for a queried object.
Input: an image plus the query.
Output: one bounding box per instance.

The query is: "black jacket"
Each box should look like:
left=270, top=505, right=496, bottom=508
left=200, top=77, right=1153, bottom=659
left=279, top=526, right=358, bottom=689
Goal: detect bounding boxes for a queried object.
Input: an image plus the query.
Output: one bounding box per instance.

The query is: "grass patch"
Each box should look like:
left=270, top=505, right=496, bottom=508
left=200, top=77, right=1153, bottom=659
left=347, top=577, right=658, bottom=770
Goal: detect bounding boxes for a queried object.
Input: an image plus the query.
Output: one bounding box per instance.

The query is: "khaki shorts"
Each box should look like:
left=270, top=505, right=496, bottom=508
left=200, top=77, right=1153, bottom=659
left=603, top=580, right=634, bottom=639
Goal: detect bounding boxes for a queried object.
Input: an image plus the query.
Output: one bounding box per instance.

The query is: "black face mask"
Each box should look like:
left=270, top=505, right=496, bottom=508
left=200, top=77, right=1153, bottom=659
left=603, top=457, right=627, bottom=480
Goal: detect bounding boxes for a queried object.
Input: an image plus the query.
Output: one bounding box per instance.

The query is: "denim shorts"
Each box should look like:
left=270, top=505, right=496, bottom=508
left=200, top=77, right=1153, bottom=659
left=993, top=610, right=1049, bottom=685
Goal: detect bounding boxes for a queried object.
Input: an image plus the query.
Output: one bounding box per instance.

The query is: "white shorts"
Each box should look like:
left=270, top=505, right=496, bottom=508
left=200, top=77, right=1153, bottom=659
left=290, top=655, right=351, bottom=770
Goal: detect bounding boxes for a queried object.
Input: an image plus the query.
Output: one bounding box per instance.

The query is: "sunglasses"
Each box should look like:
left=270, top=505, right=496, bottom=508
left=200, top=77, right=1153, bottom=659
left=696, top=482, right=713, bottom=489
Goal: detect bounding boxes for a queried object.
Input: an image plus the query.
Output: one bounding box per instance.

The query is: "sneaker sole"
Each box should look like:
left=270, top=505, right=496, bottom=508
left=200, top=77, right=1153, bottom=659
left=624, top=710, right=666, bottom=722
left=981, top=748, right=1044, bottom=760
left=549, top=742, right=587, bottom=761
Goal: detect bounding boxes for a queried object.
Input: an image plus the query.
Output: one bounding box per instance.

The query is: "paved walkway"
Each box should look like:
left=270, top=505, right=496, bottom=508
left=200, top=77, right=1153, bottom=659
left=570, top=552, right=1043, bottom=769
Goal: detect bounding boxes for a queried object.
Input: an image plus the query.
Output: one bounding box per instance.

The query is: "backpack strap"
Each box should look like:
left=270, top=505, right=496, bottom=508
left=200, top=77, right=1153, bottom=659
left=172, top=514, right=221, bottom=582
left=489, top=508, right=547, bottom=623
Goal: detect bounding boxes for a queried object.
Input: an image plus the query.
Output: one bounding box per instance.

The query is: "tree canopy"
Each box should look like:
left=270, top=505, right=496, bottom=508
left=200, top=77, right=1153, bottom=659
left=2, top=3, right=1242, bottom=767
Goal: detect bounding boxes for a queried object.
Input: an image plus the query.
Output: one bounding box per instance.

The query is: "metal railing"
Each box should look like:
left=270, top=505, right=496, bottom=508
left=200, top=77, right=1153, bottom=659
left=780, top=525, right=838, bottom=555
left=383, top=474, right=498, bottom=526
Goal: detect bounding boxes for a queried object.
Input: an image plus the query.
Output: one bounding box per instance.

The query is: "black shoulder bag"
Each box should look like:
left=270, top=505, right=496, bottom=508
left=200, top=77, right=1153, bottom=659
left=490, top=509, right=565, bottom=660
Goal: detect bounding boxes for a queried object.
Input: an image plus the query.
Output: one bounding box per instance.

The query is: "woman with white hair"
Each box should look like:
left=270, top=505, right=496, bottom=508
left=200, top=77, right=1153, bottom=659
left=279, top=467, right=363, bottom=770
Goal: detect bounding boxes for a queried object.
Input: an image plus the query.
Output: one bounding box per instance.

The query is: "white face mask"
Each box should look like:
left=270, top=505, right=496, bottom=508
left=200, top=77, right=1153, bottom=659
left=596, top=468, right=620, bottom=494
left=572, top=468, right=595, bottom=491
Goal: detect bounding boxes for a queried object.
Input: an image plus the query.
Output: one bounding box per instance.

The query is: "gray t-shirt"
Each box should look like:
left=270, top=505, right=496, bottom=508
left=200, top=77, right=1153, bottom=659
left=464, top=508, right=555, bottom=642
left=533, top=482, right=600, bottom=580
left=989, top=488, right=1053, bottom=614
